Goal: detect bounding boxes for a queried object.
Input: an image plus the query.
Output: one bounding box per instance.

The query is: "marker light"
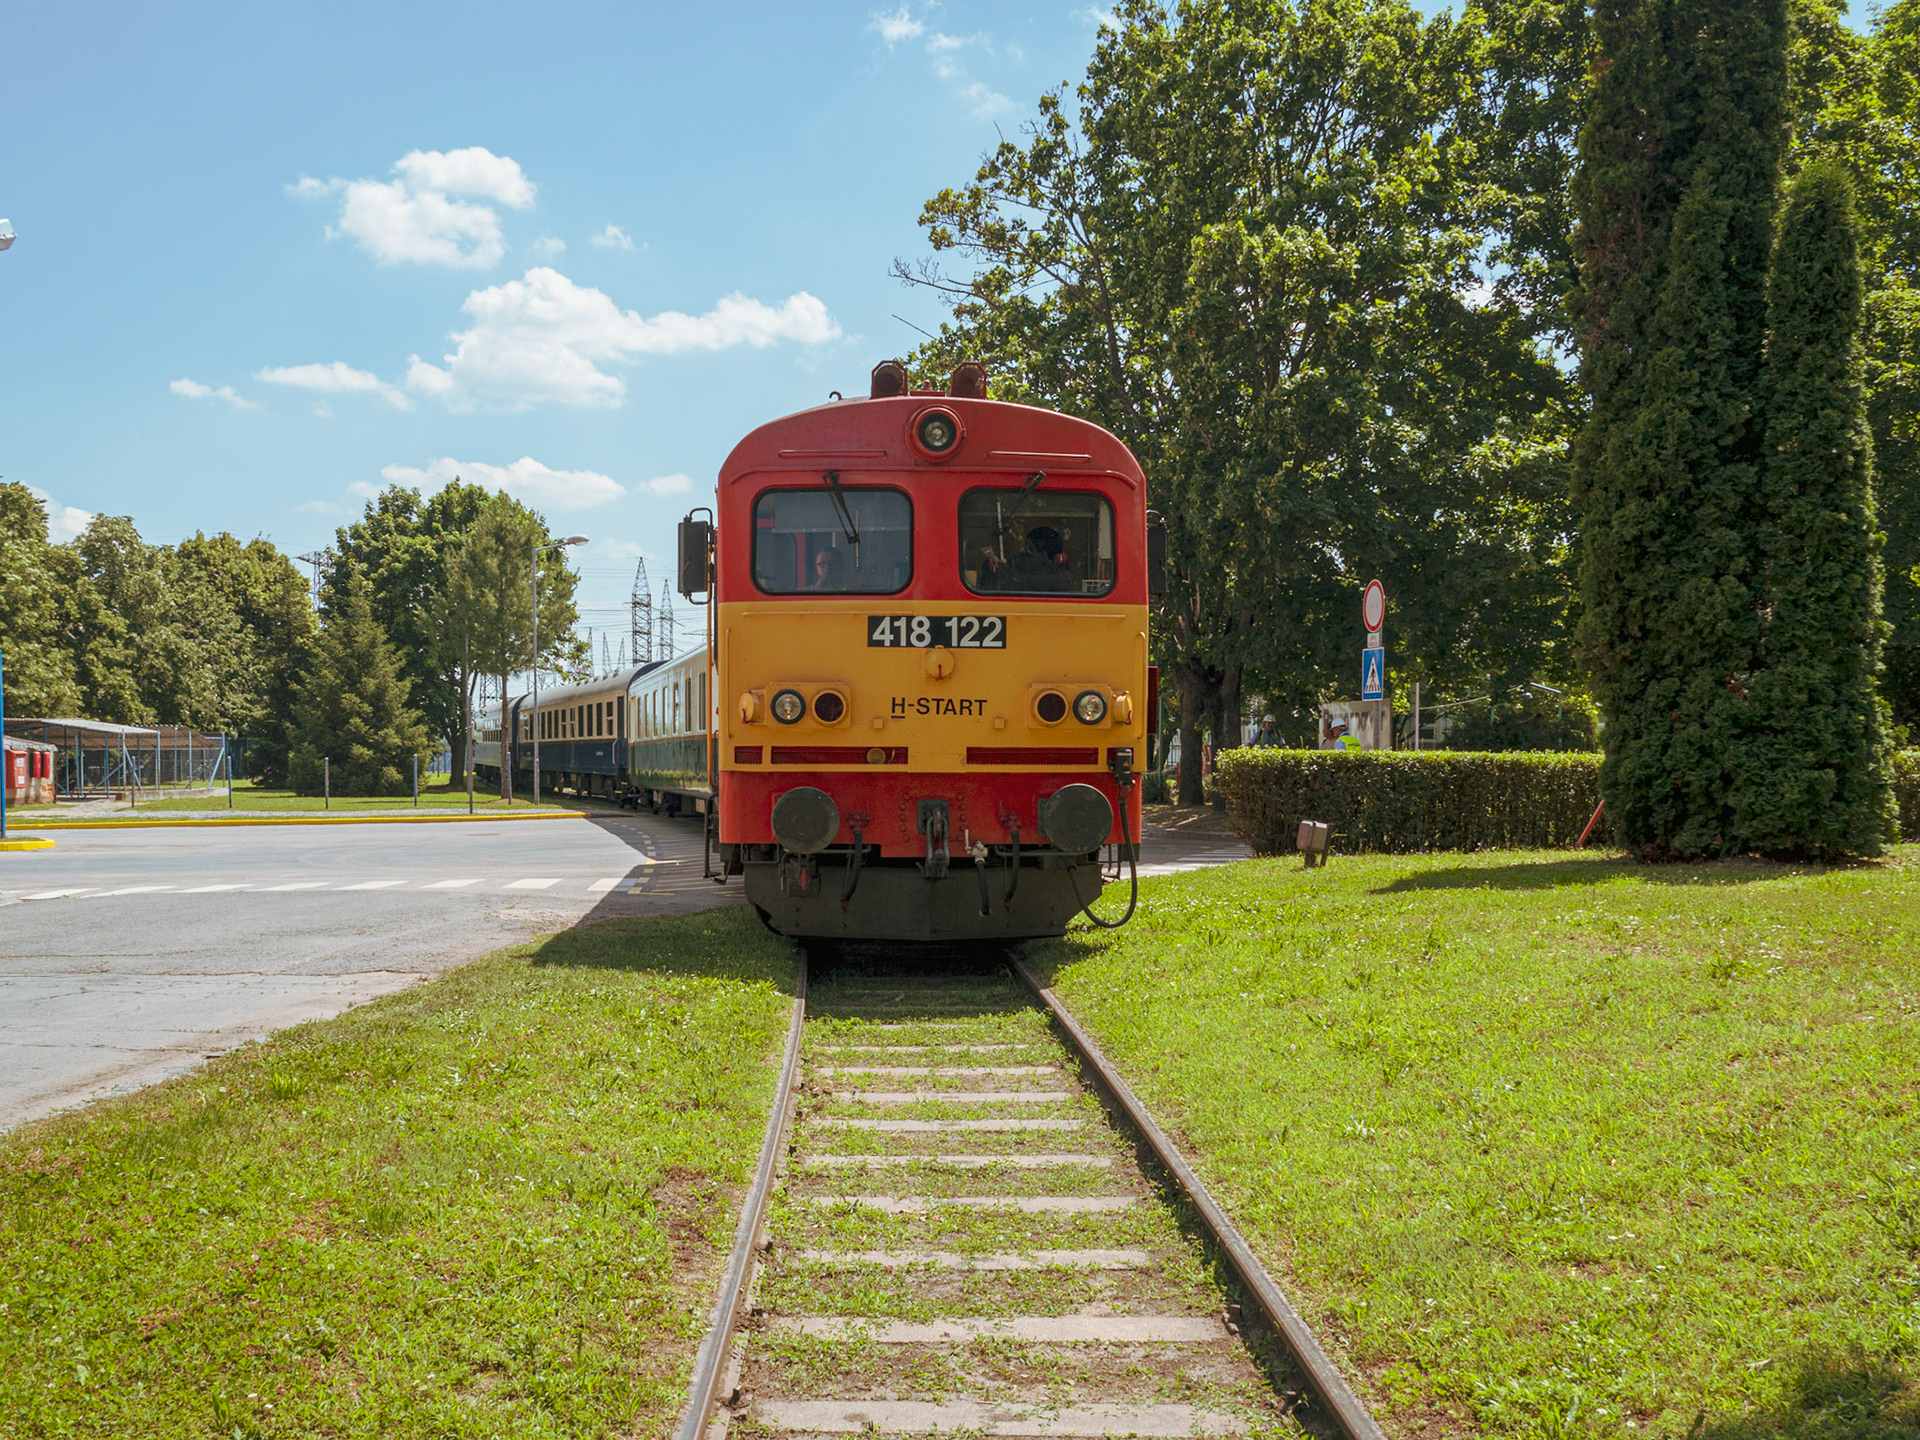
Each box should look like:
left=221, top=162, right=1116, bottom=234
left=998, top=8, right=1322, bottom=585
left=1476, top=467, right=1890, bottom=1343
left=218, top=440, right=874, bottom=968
left=813, top=689, right=847, bottom=724
left=771, top=689, right=807, bottom=725
left=1035, top=691, right=1068, bottom=724
left=1073, top=690, right=1109, bottom=725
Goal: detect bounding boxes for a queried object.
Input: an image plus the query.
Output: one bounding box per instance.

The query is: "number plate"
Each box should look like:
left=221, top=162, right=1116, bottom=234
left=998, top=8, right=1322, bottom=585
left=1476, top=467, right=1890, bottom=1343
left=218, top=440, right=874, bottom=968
left=868, top=614, right=1006, bottom=649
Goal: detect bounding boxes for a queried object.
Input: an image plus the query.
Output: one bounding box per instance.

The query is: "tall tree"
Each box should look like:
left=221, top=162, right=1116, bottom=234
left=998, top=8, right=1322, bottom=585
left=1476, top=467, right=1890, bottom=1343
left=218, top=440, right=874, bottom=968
left=0, top=483, right=82, bottom=716
left=1570, top=0, right=1789, bottom=857
left=442, top=491, right=584, bottom=788
left=1743, top=164, right=1896, bottom=854
left=901, top=0, right=1579, bottom=799
left=171, top=533, right=316, bottom=783
left=287, top=570, right=430, bottom=796
left=329, top=480, right=490, bottom=779
left=1789, top=0, right=1920, bottom=735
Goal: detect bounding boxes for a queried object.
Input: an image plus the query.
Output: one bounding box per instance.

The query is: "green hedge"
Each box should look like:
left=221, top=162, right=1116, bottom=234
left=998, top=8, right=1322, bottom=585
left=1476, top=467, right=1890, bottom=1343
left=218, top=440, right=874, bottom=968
left=1214, top=749, right=1608, bottom=854
left=1216, top=748, right=1920, bottom=855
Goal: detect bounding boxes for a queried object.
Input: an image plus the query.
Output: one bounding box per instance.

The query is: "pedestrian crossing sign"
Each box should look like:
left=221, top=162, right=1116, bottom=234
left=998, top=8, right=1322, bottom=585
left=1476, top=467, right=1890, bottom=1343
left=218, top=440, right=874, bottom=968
left=1361, top=646, right=1385, bottom=701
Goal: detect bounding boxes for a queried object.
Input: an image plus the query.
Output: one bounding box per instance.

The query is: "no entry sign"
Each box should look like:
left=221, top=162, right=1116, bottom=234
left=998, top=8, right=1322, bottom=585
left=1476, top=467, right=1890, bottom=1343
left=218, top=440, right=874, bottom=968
left=1362, top=579, right=1386, bottom=634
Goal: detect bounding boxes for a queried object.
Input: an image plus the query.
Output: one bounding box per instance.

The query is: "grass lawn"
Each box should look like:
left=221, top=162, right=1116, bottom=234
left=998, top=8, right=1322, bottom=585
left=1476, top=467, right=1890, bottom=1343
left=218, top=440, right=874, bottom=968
left=0, top=909, right=797, bottom=1438
left=129, top=778, right=563, bottom=813
left=1029, top=847, right=1920, bottom=1440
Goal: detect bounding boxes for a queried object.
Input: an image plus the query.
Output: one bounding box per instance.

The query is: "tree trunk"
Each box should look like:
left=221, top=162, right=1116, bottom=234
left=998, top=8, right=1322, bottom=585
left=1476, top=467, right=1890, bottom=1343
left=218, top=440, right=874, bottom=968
left=499, top=672, right=514, bottom=804
left=1212, top=664, right=1243, bottom=756
left=1177, top=666, right=1208, bottom=806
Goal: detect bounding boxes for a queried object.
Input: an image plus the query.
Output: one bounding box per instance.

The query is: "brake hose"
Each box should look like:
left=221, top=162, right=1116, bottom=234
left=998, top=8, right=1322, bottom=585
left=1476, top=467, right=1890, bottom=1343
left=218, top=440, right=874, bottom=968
left=1003, top=825, right=1021, bottom=910
left=1067, top=773, right=1139, bottom=929
left=841, top=826, right=865, bottom=911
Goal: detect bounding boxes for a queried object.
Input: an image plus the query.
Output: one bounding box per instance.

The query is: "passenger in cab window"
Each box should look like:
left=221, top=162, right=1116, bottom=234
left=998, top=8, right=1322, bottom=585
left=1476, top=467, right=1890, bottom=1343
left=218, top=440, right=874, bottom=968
left=809, top=547, right=849, bottom=591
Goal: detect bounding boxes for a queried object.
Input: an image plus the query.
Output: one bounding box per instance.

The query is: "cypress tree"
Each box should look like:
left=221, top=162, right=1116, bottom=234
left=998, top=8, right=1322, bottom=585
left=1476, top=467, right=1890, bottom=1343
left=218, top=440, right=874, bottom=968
left=1571, top=0, right=1788, bottom=858
left=1742, top=164, right=1896, bottom=855
left=288, top=569, right=430, bottom=796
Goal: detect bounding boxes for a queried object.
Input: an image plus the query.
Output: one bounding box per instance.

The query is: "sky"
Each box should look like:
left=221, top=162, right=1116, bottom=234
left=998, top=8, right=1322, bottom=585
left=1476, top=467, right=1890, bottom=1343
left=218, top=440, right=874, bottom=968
left=0, top=1, right=1867, bottom=660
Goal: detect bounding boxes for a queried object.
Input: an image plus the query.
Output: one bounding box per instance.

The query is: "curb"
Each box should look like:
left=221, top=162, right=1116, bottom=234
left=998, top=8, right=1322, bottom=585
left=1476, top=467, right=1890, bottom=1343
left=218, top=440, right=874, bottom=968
left=0, top=836, right=57, bottom=850
left=9, top=811, right=587, bottom=832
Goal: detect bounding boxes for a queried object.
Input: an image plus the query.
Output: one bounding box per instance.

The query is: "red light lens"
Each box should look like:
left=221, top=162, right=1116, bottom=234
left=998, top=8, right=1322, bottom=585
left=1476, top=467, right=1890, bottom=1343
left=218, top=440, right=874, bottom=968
left=814, top=690, right=846, bottom=724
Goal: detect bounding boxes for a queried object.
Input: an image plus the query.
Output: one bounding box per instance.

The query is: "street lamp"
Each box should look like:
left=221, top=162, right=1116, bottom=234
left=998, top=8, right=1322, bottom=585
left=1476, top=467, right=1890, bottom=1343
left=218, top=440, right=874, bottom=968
left=530, top=534, right=589, bottom=804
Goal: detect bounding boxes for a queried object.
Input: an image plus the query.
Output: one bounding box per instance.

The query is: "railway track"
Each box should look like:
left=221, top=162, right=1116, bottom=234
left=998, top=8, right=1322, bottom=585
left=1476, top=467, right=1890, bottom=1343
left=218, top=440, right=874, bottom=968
left=677, top=952, right=1386, bottom=1440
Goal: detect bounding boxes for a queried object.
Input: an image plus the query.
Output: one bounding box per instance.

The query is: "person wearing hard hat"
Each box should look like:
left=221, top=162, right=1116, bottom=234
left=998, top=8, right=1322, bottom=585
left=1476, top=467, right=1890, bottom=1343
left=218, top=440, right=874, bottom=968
left=1250, top=714, right=1283, bottom=748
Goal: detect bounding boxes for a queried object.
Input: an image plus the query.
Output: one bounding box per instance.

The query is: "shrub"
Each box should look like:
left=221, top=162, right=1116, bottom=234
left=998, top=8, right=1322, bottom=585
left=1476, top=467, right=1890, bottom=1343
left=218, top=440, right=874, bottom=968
left=1214, top=749, right=1612, bottom=855
left=1216, top=749, right=1920, bottom=856
left=1897, top=751, right=1920, bottom=840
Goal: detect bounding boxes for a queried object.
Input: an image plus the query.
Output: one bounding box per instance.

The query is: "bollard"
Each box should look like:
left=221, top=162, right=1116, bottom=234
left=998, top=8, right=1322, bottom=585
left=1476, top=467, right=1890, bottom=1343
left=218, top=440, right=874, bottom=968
left=1296, top=819, right=1332, bottom=868
left=324, top=756, right=330, bottom=811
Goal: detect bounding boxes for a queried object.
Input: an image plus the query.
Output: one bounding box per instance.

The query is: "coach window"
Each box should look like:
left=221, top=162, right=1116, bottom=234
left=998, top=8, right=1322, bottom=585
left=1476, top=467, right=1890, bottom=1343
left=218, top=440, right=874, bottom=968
left=961, top=487, right=1116, bottom=597
left=753, top=486, right=912, bottom=594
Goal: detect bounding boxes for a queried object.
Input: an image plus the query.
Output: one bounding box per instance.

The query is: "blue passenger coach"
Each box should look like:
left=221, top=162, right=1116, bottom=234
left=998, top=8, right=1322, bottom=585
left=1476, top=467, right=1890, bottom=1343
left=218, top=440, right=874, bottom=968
left=471, top=650, right=713, bottom=813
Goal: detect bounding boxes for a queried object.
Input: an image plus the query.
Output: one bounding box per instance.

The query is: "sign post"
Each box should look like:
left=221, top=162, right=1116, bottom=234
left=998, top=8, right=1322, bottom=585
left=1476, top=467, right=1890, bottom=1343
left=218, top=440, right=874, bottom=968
left=1360, top=580, right=1387, bottom=748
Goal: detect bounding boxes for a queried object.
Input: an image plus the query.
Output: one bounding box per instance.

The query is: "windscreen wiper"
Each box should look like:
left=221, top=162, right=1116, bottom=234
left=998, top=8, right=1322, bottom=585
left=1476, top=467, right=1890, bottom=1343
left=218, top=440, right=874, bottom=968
left=822, top=470, right=861, bottom=545
left=994, top=471, right=1047, bottom=543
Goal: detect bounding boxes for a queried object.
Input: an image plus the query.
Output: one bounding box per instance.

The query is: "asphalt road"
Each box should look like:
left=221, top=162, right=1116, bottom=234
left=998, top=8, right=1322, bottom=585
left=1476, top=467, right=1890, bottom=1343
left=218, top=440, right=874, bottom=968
left=0, top=812, right=726, bottom=1130
left=0, top=812, right=1247, bottom=1132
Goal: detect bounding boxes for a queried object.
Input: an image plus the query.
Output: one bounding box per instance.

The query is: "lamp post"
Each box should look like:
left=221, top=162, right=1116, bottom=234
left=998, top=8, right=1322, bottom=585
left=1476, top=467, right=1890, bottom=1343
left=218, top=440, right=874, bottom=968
left=531, top=534, right=589, bottom=804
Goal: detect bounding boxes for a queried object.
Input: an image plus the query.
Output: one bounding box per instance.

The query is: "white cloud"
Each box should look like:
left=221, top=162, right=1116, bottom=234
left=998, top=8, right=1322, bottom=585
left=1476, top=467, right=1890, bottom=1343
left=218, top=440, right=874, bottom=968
left=347, top=480, right=382, bottom=499
left=380, top=455, right=626, bottom=510
left=590, top=224, right=634, bottom=250
left=406, top=267, right=841, bottom=410
left=592, top=539, right=653, bottom=561
left=290, top=146, right=536, bottom=269
left=960, top=81, right=1014, bottom=117
left=926, top=31, right=973, bottom=51
left=295, top=499, right=341, bottom=515
left=871, top=6, right=924, bottom=43
left=530, top=235, right=567, bottom=256
left=255, top=361, right=414, bottom=410
left=170, top=376, right=260, bottom=410
left=1078, top=6, right=1119, bottom=29
left=26, top=485, right=93, bottom=543
left=645, top=473, right=693, bottom=496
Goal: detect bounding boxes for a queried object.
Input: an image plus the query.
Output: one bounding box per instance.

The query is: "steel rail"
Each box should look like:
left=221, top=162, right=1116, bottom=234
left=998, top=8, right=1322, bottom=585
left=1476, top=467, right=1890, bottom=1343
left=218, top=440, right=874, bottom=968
left=673, top=954, right=809, bottom=1440
left=1013, top=956, right=1389, bottom=1440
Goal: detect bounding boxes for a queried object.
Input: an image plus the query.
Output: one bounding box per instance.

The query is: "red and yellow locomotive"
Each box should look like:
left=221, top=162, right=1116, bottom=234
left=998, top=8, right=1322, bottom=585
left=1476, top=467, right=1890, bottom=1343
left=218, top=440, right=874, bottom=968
left=682, top=361, right=1160, bottom=940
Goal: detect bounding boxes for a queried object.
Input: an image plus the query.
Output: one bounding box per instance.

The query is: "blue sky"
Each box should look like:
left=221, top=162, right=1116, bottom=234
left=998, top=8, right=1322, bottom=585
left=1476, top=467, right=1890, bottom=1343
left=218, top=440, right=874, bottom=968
left=0, top=1, right=1865, bottom=654
left=1, top=1, right=1145, bottom=647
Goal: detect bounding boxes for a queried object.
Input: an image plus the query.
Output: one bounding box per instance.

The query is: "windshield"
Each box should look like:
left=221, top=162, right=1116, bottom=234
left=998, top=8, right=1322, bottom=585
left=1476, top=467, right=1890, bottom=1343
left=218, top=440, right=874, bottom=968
left=960, top=487, right=1115, bottom=596
left=753, top=487, right=912, bottom=594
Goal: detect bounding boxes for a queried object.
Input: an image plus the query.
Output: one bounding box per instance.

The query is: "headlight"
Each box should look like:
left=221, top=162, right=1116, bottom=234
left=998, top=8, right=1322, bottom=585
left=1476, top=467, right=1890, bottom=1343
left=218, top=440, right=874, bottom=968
left=1073, top=690, right=1108, bottom=725
left=1035, top=691, right=1068, bottom=724
left=917, top=410, right=958, bottom=452
left=771, top=689, right=807, bottom=725
left=813, top=689, right=847, bottom=724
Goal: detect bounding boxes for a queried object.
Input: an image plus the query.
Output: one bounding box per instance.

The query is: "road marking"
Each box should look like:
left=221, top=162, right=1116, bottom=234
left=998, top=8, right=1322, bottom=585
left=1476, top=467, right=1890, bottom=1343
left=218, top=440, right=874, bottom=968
left=339, top=879, right=407, bottom=890
left=421, top=878, right=482, bottom=889
left=506, top=878, right=561, bottom=890
left=805, top=1195, right=1134, bottom=1214
left=258, top=881, right=329, bottom=891
left=753, top=1399, right=1244, bottom=1435
left=23, top=888, right=96, bottom=901
left=180, top=884, right=249, bottom=893
left=794, top=1249, right=1151, bottom=1271
left=99, top=885, right=176, bottom=896
left=771, top=1316, right=1228, bottom=1344
left=818, top=1066, right=1062, bottom=1078
left=587, top=877, right=632, bottom=893
left=836, top=1091, right=1075, bottom=1104
left=817, top=1118, right=1085, bottom=1132
left=803, top=1154, right=1113, bottom=1169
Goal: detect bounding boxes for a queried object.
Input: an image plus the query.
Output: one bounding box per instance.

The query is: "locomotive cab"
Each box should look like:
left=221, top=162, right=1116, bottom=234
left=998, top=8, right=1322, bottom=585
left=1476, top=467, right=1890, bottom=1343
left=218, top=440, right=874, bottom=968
left=704, top=362, right=1150, bottom=941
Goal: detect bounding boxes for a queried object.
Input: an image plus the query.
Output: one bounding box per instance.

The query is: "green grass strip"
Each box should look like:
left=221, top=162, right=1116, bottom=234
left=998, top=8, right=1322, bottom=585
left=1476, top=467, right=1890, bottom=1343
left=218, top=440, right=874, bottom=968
left=1028, top=848, right=1920, bottom=1440
left=0, top=909, right=797, bottom=1438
